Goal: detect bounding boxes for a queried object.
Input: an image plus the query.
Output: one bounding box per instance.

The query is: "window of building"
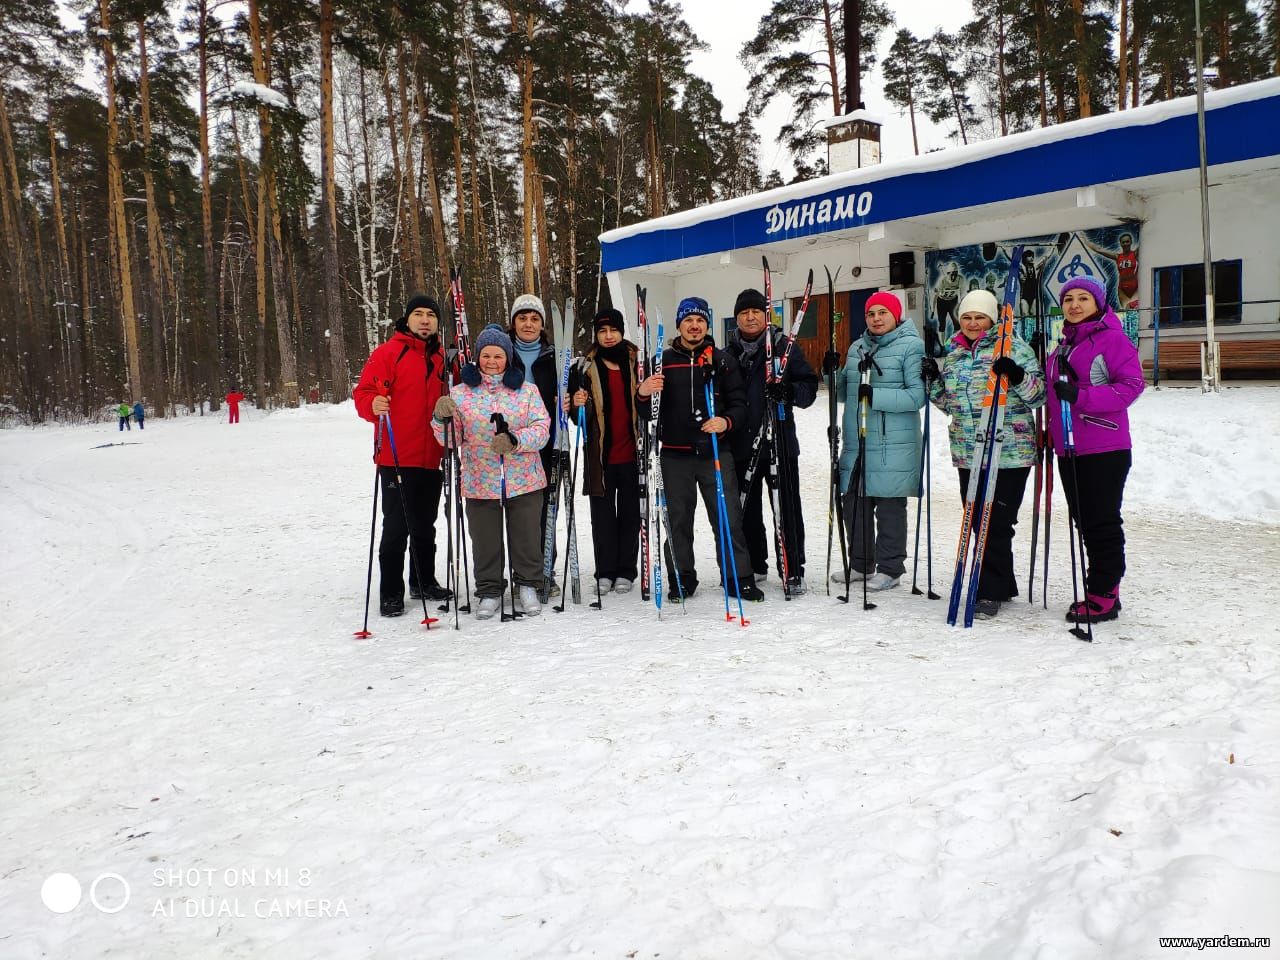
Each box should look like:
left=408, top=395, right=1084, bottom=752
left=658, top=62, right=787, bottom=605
left=1153, top=260, right=1242, bottom=326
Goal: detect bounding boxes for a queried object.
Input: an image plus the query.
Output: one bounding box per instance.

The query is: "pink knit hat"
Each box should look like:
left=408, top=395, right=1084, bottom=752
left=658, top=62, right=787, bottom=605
left=865, top=291, right=903, bottom=323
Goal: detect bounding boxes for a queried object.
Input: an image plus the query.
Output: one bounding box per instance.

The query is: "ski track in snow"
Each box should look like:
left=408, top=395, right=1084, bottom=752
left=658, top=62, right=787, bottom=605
left=1, top=388, right=1278, bottom=959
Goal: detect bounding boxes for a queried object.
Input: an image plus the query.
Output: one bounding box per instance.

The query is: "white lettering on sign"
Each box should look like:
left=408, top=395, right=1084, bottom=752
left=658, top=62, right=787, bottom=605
left=767, top=191, right=872, bottom=235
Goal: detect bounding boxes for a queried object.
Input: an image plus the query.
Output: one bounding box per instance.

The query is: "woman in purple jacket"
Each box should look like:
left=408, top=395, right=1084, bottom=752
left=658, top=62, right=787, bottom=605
left=1046, top=276, right=1144, bottom=624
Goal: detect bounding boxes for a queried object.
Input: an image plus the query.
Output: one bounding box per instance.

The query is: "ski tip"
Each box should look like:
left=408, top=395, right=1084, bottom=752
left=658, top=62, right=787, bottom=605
left=352, top=629, right=373, bottom=640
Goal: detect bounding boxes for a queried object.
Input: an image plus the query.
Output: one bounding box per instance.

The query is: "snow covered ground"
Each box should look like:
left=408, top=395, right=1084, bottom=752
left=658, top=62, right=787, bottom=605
left=2, top=385, right=1278, bottom=959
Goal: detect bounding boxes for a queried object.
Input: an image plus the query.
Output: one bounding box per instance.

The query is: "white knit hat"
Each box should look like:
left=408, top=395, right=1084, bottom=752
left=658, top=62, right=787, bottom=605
left=509, top=293, right=546, bottom=323
left=957, top=289, right=998, bottom=323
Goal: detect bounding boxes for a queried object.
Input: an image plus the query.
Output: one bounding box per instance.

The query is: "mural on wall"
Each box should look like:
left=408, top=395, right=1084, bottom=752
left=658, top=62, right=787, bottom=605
left=924, top=225, right=1141, bottom=354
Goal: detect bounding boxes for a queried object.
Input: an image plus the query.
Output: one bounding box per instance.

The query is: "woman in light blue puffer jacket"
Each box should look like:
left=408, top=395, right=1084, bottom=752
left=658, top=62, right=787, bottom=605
left=833, top=292, right=926, bottom=591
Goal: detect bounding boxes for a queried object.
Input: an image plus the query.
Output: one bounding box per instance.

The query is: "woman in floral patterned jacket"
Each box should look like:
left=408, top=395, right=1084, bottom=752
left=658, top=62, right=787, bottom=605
left=432, top=324, right=550, bottom=620
left=926, top=289, right=1045, bottom=619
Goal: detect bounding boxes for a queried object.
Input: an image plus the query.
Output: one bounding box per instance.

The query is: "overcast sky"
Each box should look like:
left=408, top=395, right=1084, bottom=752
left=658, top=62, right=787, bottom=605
left=626, top=0, right=973, bottom=176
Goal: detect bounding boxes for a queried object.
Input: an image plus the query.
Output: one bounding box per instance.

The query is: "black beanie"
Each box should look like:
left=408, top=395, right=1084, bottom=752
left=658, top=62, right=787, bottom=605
left=593, top=307, right=625, bottom=334
left=396, top=293, right=442, bottom=336
left=733, top=288, right=769, bottom=317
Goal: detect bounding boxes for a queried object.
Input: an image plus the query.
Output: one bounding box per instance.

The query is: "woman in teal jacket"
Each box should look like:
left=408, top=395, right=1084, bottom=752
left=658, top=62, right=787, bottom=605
left=926, top=289, right=1045, bottom=618
left=833, top=291, right=926, bottom=591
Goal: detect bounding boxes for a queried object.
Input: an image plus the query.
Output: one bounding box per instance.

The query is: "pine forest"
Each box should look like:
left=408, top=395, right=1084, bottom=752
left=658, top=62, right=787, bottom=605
left=0, top=0, right=1276, bottom=421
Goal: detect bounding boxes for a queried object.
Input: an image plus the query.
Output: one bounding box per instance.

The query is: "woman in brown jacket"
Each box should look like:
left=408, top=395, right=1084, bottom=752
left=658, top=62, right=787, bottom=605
left=570, top=309, right=642, bottom=596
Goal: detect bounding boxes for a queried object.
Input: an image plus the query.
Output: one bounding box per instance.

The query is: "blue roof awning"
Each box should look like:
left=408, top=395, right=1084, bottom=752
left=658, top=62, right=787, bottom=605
left=600, top=80, right=1280, bottom=274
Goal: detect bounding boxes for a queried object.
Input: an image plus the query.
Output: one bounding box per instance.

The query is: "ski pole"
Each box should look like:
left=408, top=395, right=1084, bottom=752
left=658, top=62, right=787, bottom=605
left=911, top=407, right=926, bottom=596
left=554, top=404, right=585, bottom=612
left=382, top=415, right=438, bottom=630
left=490, top=412, right=522, bottom=622
left=442, top=418, right=462, bottom=628
left=856, top=367, right=876, bottom=612
left=1060, top=389, right=1094, bottom=643
left=706, top=382, right=748, bottom=627
left=353, top=419, right=383, bottom=639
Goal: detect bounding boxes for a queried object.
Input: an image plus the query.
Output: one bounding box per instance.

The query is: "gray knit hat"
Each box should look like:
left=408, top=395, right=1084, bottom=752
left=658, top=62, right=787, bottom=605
left=509, top=293, right=546, bottom=323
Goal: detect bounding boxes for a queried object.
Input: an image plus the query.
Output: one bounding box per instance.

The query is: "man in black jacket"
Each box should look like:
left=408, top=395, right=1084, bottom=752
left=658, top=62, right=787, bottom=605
left=638, top=296, right=763, bottom=603
left=726, top=288, right=819, bottom=595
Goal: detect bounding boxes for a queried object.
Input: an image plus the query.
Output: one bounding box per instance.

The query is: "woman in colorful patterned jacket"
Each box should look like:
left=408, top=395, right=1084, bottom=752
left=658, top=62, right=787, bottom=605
left=926, top=289, right=1045, bottom=619
left=431, top=324, right=550, bottom=620
left=1045, top=275, right=1144, bottom=625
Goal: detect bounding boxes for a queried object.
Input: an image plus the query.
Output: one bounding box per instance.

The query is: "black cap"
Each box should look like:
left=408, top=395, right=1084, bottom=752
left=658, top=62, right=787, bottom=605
left=593, top=307, right=625, bottom=334
left=733, top=288, right=769, bottom=317
left=397, top=293, right=442, bottom=335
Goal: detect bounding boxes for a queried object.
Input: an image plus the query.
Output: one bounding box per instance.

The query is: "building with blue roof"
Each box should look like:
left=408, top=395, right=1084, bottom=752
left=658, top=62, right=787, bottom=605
left=599, top=77, right=1280, bottom=379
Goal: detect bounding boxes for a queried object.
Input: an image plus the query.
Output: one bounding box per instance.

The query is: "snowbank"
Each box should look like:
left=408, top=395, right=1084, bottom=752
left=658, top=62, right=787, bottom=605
left=0, top=384, right=1276, bottom=958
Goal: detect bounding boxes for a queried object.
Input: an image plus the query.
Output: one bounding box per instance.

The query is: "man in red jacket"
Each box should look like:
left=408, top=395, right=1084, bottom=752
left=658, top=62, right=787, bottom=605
left=353, top=293, right=453, bottom=616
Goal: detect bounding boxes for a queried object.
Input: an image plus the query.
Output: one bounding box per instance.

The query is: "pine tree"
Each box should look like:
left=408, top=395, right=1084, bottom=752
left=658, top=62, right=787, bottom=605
left=920, top=30, right=978, bottom=144
left=882, top=29, right=926, bottom=153
left=741, top=0, right=892, bottom=167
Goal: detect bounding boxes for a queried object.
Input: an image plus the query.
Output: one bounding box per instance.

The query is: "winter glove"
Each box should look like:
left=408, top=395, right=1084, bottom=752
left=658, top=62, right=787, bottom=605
left=990, top=356, right=1026, bottom=386
left=764, top=380, right=794, bottom=404
left=857, top=383, right=873, bottom=404
left=822, top=350, right=841, bottom=376
left=490, top=432, right=518, bottom=455
left=920, top=357, right=940, bottom=383
left=433, top=396, right=457, bottom=421
left=1052, top=379, right=1080, bottom=404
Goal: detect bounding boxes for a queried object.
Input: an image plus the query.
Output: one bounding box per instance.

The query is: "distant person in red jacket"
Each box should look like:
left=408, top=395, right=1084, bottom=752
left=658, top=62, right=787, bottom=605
left=225, top=390, right=245, bottom=424
left=352, top=293, right=453, bottom=616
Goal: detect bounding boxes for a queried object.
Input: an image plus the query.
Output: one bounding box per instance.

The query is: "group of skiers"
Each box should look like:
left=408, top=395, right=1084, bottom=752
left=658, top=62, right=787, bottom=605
left=353, top=270, right=1142, bottom=631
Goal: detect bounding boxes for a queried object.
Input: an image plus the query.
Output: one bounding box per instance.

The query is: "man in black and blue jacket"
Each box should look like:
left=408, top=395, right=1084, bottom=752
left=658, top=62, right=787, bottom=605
left=637, top=296, right=763, bottom=603
left=726, top=288, right=819, bottom=595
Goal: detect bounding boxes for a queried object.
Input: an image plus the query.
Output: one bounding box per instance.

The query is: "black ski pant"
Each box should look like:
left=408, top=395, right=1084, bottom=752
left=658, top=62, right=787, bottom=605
left=660, top=451, right=752, bottom=593
left=589, top=460, right=641, bottom=582
left=957, top=465, right=1031, bottom=602
left=844, top=492, right=908, bottom=579
left=737, top=449, right=805, bottom=580
left=379, top=466, right=442, bottom=602
left=1057, top=449, right=1131, bottom=595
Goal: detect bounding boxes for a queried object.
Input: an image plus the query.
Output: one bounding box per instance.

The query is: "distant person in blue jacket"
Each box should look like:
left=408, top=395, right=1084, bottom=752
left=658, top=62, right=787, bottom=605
left=132, top=401, right=145, bottom=430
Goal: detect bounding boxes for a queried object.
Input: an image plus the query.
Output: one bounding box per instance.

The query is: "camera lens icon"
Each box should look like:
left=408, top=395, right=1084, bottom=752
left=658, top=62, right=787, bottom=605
left=42, top=873, right=131, bottom=914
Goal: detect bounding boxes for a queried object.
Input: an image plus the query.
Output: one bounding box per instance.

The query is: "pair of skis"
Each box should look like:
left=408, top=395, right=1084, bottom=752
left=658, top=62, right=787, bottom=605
left=946, top=244, right=1026, bottom=627
left=740, top=259, right=813, bottom=597
left=635, top=286, right=654, bottom=604
left=540, top=300, right=583, bottom=609
left=440, top=267, right=474, bottom=628
left=823, top=266, right=851, bottom=601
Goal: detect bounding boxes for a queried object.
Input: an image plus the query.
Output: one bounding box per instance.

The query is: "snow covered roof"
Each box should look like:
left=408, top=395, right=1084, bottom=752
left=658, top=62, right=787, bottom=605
left=600, top=78, right=1280, bottom=274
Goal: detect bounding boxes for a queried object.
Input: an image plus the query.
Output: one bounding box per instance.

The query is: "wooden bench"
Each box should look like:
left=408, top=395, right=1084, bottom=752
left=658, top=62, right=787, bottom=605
left=1143, top=338, right=1280, bottom=377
